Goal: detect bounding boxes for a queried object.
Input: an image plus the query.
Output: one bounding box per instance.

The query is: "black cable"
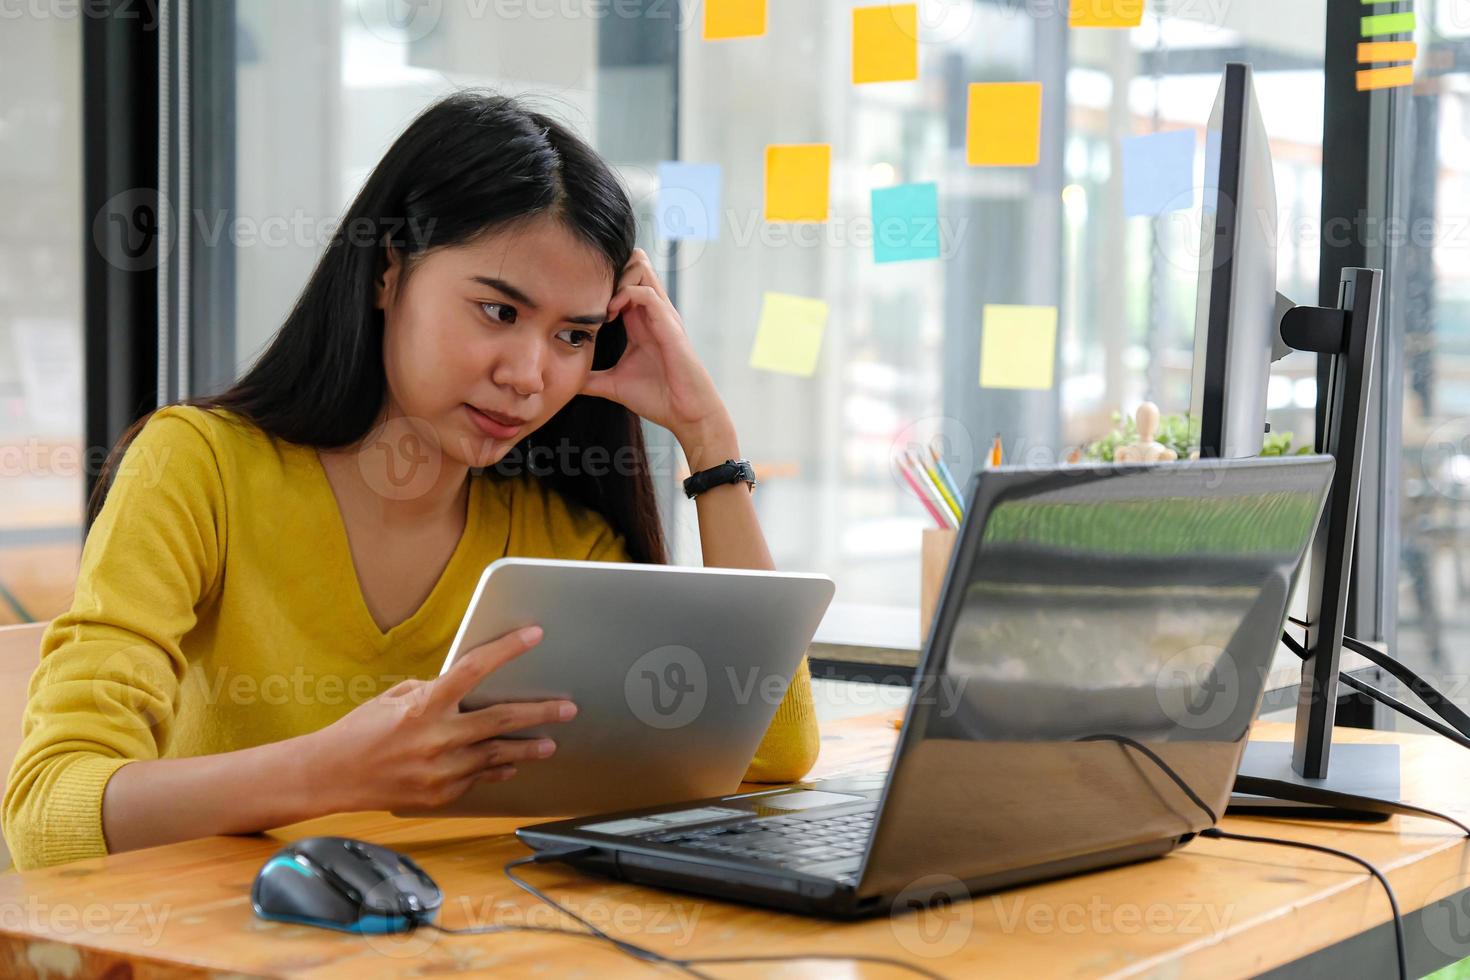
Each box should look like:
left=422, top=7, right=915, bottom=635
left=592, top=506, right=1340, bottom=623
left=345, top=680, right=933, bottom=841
left=1076, top=733, right=1218, bottom=823
left=1338, top=673, right=1470, bottom=752
left=1279, top=632, right=1470, bottom=751
left=1284, top=619, right=1470, bottom=740
left=434, top=851, right=953, bottom=979
left=502, top=854, right=709, bottom=976
left=1200, top=827, right=1406, bottom=980
left=1342, top=634, right=1470, bottom=736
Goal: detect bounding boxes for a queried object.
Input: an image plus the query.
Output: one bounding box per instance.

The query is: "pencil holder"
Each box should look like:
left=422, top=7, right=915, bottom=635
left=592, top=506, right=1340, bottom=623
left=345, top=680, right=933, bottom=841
left=919, top=528, right=959, bottom=645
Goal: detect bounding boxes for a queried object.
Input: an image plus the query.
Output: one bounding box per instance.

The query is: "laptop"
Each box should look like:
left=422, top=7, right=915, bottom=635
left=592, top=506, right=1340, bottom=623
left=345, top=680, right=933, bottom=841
left=518, top=457, right=1335, bottom=918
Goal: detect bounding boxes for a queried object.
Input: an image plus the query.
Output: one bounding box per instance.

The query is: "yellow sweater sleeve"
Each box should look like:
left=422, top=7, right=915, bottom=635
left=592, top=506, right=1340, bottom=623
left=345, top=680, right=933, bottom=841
left=2, top=408, right=225, bottom=870
left=546, top=485, right=819, bottom=785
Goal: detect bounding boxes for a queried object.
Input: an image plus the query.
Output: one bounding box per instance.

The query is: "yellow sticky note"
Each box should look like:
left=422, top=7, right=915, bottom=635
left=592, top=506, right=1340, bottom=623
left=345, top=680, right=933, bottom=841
left=966, top=83, right=1043, bottom=167
left=853, top=4, right=919, bottom=84
left=765, top=144, right=831, bottom=222
left=705, top=0, right=766, bottom=40
left=979, top=305, right=1058, bottom=390
left=749, top=293, right=830, bottom=377
left=1069, top=0, right=1145, bottom=28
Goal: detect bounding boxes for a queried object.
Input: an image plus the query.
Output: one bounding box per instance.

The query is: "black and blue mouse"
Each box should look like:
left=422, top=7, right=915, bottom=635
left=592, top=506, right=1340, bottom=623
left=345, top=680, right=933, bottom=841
left=251, top=836, right=443, bottom=934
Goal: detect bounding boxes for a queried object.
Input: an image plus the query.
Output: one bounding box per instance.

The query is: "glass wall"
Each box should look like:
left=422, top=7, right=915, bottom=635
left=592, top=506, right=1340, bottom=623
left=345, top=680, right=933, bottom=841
left=677, top=0, right=1325, bottom=636
left=200, top=0, right=1327, bottom=646
left=0, top=12, right=85, bottom=626
left=1393, top=2, right=1470, bottom=686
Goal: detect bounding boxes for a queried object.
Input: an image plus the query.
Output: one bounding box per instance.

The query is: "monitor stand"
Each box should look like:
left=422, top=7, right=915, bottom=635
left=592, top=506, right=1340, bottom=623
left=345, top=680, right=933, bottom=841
left=1229, top=267, right=1395, bottom=818
left=1230, top=741, right=1400, bottom=816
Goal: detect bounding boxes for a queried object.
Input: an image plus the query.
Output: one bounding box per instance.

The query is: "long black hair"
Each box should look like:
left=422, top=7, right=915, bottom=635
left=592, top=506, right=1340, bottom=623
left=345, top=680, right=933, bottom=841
left=91, top=90, right=667, bottom=565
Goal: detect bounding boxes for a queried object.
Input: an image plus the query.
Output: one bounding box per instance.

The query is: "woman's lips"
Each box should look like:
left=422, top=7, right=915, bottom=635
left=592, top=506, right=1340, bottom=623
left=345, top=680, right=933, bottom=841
left=465, top=404, right=525, bottom=439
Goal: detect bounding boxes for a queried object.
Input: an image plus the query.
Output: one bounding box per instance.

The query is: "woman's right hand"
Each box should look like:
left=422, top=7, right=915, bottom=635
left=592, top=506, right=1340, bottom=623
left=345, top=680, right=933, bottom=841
left=309, top=624, right=576, bottom=812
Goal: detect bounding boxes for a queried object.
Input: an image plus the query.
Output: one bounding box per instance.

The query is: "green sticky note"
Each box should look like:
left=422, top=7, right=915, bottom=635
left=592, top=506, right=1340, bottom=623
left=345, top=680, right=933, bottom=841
left=1361, top=12, right=1415, bottom=36
left=979, top=305, right=1058, bottom=390
left=749, top=293, right=829, bottom=376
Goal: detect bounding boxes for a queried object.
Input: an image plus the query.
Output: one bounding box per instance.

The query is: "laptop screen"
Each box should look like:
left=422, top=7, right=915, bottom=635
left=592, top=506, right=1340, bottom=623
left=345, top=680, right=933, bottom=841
left=858, top=457, right=1333, bottom=897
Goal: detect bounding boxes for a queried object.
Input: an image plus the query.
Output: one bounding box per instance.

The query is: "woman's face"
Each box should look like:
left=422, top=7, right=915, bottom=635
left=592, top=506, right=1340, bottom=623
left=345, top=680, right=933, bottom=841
left=376, top=215, right=615, bottom=470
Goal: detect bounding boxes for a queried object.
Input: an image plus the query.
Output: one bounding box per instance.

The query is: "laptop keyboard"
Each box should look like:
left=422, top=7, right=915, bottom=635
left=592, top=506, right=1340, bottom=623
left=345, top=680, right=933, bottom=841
left=644, top=807, right=876, bottom=871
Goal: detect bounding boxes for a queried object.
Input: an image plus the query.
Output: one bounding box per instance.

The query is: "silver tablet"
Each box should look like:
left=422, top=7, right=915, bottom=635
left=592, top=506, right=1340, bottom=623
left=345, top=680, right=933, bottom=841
left=392, top=558, right=835, bottom=818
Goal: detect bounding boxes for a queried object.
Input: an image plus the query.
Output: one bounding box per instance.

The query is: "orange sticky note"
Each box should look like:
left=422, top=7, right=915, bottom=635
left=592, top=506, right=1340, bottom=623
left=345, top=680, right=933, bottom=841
left=966, top=83, right=1043, bottom=167
left=765, top=144, right=831, bottom=222
left=1357, top=41, right=1417, bottom=64
left=1356, top=65, right=1414, bottom=91
left=705, top=0, right=766, bottom=40
left=749, top=293, right=830, bottom=377
left=1069, top=0, right=1145, bottom=28
left=853, top=4, right=919, bottom=85
left=979, top=305, right=1058, bottom=390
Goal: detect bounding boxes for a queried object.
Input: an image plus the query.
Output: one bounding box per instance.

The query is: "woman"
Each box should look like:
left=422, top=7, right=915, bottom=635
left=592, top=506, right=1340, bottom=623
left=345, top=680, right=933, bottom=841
left=2, top=92, right=818, bottom=871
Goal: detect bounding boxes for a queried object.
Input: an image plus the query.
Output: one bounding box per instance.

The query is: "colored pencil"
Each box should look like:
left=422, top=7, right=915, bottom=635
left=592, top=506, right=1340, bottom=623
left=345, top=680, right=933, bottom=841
left=897, top=453, right=951, bottom=529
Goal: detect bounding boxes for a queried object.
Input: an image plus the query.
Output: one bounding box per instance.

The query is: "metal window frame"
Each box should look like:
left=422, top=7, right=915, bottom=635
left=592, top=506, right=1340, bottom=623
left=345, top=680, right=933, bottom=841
left=82, top=2, right=160, bottom=527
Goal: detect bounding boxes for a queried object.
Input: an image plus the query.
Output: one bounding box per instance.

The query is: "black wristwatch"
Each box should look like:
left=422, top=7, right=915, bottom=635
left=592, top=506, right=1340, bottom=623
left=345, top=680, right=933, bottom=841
left=683, top=458, right=757, bottom=499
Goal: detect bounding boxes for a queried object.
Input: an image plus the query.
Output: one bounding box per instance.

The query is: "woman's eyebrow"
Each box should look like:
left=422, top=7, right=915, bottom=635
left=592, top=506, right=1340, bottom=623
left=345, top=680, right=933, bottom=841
left=469, top=275, right=606, bottom=325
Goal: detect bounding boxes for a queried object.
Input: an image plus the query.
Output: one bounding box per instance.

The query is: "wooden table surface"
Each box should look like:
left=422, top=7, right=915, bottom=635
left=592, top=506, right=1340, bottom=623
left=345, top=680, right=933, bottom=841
left=1, top=715, right=1468, bottom=979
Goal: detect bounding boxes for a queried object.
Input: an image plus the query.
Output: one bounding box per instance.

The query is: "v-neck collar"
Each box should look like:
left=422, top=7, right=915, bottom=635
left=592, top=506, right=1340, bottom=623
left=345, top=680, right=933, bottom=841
left=305, top=444, right=483, bottom=649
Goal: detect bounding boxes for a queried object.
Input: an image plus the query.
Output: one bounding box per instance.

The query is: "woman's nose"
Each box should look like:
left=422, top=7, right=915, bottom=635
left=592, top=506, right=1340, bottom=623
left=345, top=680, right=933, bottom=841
left=491, top=332, right=546, bottom=395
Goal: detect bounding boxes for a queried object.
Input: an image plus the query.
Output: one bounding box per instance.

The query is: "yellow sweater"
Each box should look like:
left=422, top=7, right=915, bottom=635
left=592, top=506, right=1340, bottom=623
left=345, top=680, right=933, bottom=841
left=3, top=406, right=817, bottom=870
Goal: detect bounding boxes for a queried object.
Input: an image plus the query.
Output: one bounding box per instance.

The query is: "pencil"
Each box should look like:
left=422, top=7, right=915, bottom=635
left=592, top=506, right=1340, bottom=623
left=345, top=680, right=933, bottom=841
left=907, top=450, right=960, bottom=529
left=927, top=444, right=965, bottom=518
left=919, top=450, right=963, bottom=524
left=897, top=454, right=951, bottom=529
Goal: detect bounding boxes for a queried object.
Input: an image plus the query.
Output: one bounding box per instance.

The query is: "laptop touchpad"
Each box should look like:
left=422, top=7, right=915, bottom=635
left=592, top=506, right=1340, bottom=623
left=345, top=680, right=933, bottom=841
left=754, top=790, right=866, bottom=810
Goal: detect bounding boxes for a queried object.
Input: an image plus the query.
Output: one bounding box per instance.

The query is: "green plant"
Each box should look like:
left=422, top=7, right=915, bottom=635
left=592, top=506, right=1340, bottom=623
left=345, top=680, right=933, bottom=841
left=1082, top=411, right=1307, bottom=461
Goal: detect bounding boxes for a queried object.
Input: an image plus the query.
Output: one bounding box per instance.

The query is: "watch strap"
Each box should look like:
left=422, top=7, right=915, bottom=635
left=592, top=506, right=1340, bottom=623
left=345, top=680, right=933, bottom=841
left=683, top=458, right=756, bottom=499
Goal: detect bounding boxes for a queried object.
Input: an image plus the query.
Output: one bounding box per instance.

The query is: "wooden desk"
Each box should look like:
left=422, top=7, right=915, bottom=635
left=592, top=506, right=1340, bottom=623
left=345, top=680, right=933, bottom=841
left=2, top=717, right=1469, bottom=979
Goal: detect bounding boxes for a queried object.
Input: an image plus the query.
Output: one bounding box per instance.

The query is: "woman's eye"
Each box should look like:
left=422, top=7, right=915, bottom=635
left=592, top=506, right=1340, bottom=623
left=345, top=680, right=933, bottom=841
left=480, top=302, right=516, bottom=324
left=556, top=328, right=596, bottom=349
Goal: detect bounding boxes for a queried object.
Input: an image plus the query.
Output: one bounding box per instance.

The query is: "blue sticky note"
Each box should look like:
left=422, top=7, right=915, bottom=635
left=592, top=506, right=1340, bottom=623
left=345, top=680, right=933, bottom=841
left=1122, top=130, right=1198, bottom=218
left=656, top=162, right=721, bottom=241
left=871, top=182, right=941, bottom=264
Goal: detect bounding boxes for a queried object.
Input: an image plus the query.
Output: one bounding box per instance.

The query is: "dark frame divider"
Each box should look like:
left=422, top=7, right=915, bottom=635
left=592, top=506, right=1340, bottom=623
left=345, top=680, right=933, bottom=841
left=188, top=0, right=238, bottom=398
left=81, top=2, right=160, bottom=531
left=1316, top=0, right=1406, bottom=728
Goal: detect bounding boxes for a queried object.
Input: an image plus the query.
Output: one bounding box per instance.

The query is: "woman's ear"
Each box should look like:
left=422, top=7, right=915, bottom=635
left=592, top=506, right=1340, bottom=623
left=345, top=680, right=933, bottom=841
left=591, top=315, right=627, bottom=371
left=376, top=244, right=403, bottom=311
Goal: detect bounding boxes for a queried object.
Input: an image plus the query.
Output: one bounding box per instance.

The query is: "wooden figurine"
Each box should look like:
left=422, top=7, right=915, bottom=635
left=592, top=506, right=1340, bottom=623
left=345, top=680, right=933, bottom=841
left=1115, top=401, right=1179, bottom=464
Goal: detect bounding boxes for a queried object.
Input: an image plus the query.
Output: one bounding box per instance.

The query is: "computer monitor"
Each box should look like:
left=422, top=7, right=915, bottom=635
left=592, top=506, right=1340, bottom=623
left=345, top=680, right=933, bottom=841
left=1190, top=63, right=1279, bottom=460
left=1190, top=64, right=1393, bottom=801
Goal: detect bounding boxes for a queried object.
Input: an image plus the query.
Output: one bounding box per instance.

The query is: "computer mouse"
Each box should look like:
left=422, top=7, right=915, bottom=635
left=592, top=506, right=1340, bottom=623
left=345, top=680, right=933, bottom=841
left=251, top=836, right=443, bottom=934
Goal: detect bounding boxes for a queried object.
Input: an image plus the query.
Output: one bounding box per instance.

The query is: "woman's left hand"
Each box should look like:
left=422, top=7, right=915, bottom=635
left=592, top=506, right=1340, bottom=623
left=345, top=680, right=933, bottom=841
left=579, top=249, right=730, bottom=443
